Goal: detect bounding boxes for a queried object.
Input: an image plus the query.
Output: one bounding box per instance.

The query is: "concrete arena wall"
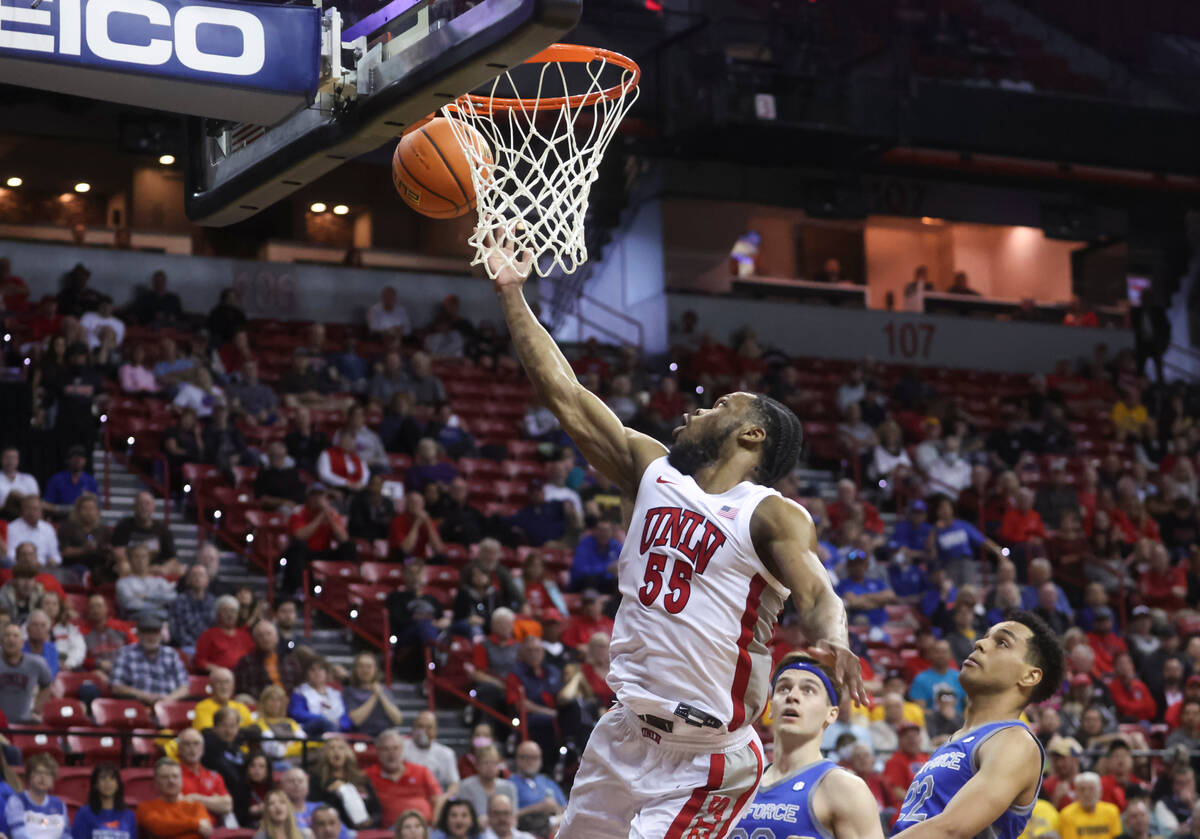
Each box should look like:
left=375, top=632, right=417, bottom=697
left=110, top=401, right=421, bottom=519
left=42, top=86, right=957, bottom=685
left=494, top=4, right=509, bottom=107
left=0, top=239, right=505, bottom=328
left=668, top=293, right=1133, bottom=374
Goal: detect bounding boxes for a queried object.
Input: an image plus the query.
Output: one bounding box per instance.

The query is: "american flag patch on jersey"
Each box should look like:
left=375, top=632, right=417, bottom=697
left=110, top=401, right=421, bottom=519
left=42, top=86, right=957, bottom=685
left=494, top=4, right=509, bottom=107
left=718, top=505, right=739, bottom=519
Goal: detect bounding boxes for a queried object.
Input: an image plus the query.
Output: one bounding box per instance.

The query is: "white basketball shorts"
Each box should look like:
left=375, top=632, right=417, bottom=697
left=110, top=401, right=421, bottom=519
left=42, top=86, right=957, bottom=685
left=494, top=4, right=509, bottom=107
left=557, top=705, right=764, bottom=839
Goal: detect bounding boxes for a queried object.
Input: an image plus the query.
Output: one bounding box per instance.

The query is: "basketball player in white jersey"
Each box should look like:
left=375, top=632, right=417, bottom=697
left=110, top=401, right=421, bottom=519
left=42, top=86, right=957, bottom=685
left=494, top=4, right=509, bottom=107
left=487, top=245, right=866, bottom=839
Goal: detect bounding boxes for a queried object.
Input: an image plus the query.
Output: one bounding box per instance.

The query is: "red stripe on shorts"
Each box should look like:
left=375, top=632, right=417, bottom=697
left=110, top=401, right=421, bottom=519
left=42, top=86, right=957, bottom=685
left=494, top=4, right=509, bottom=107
left=727, top=574, right=767, bottom=731
left=664, top=752, right=726, bottom=839
left=714, top=738, right=764, bottom=839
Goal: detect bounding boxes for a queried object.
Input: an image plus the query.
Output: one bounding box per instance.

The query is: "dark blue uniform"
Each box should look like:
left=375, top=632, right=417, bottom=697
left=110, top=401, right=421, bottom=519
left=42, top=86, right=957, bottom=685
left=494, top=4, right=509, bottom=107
left=732, top=759, right=838, bottom=839
left=892, top=721, right=1043, bottom=839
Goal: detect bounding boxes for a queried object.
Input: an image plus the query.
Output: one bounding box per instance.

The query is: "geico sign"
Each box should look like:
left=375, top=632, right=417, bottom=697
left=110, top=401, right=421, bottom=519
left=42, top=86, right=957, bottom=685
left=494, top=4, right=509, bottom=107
left=0, top=0, right=266, bottom=76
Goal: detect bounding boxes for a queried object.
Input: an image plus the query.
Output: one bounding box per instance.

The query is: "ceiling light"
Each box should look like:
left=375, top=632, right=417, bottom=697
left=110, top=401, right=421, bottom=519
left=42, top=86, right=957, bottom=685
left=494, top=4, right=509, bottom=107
left=58, top=193, right=74, bottom=203
left=5, top=177, right=21, bottom=188
left=310, top=202, right=327, bottom=213
left=158, top=154, right=175, bottom=165
left=74, top=182, right=91, bottom=193
left=332, top=204, right=349, bottom=215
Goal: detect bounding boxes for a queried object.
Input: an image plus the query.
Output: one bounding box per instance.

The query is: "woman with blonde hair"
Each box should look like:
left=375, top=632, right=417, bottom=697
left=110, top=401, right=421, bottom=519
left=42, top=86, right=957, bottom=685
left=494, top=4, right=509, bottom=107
left=252, top=684, right=308, bottom=763
left=308, top=736, right=382, bottom=829
left=252, top=789, right=312, bottom=839
left=39, top=591, right=86, bottom=670
left=394, top=810, right=429, bottom=839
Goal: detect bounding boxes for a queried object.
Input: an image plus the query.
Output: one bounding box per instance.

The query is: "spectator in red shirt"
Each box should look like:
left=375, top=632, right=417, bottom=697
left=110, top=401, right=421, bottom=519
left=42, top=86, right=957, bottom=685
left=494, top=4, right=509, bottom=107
left=1087, top=608, right=1128, bottom=675
left=647, top=376, right=684, bottom=424
left=827, top=479, right=885, bottom=535
left=193, top=595, right=255, bottom=673
left=1000, top=488, right=1047, bottom=546
left=845, top=742, right=895, bottom=817
left=560, top=591, right=613, bottom=649
left=281, top=485, right=354, bottom=597
left=366, top=729, right=443, bottom=826
left=882, top=724, right=930, bottom=808
left=1102, top=740, right=1149, bottom=800
left=1109, top=653, right=1157, bottom=723
left=174, top=728, right=234, bottom=823
left=1043, top=735, right=1084, bottom=809
left=387, top=493, right=444, bottom=561
left=1165, top=674, right=1200, bottom=729
left=1139, top=543, right=1186, bottom=611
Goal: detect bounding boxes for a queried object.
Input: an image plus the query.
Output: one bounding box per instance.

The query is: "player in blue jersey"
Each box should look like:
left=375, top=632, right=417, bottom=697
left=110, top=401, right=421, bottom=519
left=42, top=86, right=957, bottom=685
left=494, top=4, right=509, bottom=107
left=733, top=652, right=886, bottom=839
left=892, top=612, right=1065, bottom=839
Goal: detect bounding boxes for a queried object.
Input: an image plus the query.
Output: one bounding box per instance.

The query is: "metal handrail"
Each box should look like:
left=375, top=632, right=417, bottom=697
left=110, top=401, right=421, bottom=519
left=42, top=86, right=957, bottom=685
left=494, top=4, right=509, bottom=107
left=102, top=424, right=171, bottom=526
left=0, top=726, right=323, bottom=767
left=423, top=645, right=529, bottom=742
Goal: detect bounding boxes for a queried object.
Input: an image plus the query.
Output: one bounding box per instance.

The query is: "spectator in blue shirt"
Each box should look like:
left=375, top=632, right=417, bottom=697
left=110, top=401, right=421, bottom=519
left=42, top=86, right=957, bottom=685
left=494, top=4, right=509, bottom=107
left=72, top=765, right=136, bottom=839
left=508, top=637, right=563, bottom=771
left=43, top=446, right=99, bottom=513
left=1020, top=557, right=1074, bottom=622
left=835, top=551, right=896, bottom=627
left=569, top=520, right=621, bottom=594
left=22, top=610, right=58, bottom=678
left=406, top=439, right=459, bottom=494
left=909, top=639, right=965, bottom=713
left=889, top=499, right=932, bottom=561
left=919, top=566, right=955, bottom=620
left=512, top=740, right=566, bottom=838
left=888, top=559, right=930, bottom=604
left=508, top=483, right=568, bottom=547
left=5, top=754, right=68, bottom=839
left=930, top=497, right=1004, bottom=584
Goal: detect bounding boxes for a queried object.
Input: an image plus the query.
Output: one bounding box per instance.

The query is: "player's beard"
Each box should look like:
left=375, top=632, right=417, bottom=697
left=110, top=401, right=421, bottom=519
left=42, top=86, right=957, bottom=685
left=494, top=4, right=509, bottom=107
left=668, top=427, right=724, bottom=476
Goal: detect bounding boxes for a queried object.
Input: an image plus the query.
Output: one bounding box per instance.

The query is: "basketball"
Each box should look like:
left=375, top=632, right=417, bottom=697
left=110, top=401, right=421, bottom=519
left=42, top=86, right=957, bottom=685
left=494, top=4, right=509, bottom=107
left=392, top=117, right=492, bottom=219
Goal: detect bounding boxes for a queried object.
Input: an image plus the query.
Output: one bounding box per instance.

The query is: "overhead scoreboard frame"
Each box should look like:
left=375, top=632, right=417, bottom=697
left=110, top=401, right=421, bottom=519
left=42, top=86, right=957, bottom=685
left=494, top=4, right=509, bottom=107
left=184, top=0, right=583, bottom=226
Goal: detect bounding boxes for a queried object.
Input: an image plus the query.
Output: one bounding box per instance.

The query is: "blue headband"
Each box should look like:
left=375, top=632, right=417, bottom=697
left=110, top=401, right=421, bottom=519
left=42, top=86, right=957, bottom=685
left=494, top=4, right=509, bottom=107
left=774, top=662, right=839, bottom=706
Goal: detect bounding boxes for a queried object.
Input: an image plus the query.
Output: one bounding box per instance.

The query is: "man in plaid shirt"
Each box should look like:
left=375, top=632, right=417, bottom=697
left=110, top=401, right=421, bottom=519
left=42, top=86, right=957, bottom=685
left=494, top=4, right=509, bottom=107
left=167, top=564, right=215, bottom=649
left=113, top=615, right=190, bottom=706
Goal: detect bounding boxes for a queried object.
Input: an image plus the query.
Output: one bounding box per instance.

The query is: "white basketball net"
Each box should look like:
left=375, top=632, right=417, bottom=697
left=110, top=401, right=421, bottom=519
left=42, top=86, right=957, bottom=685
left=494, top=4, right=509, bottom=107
left=441, top=48, right=640, bottom=279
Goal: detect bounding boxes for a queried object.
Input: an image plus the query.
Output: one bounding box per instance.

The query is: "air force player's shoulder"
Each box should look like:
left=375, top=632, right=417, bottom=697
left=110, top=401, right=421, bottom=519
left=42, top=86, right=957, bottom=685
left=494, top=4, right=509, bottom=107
left=818, top=766, right=879, bottom=813
left=975, top=724, right=1043, bottom=774
left=750, top=494, right=817, bottom=545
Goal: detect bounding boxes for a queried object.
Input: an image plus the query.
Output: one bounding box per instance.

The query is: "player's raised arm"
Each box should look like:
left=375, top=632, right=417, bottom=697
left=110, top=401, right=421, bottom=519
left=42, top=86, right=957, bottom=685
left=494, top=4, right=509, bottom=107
left=487, top=245, right=666, bottom=496
left=892, top=727, right=1042, bottom=839
left=751, top=495, right=867, bottom=706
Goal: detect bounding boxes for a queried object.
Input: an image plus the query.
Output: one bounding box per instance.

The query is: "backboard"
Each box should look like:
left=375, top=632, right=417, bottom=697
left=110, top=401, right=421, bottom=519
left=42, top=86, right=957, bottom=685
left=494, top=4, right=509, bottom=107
left=184, top=0, right=582, bottom=226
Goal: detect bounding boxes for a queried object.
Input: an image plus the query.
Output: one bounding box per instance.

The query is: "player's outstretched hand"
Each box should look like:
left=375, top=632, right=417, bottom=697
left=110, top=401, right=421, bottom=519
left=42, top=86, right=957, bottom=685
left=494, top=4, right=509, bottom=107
left=484, top=221, right=533, bottom=289
left=809, top=640, right=869, bottom=707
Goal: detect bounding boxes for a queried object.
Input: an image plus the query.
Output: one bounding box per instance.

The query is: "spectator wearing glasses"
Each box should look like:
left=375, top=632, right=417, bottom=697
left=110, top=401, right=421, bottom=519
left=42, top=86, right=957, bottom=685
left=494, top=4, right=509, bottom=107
left=5, top=754, right=67, bottom=839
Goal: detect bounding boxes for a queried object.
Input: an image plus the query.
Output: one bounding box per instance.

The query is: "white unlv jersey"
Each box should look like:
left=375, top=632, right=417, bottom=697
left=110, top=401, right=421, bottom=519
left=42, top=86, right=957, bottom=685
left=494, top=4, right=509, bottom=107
left=607, top=457, right=791, bottom=735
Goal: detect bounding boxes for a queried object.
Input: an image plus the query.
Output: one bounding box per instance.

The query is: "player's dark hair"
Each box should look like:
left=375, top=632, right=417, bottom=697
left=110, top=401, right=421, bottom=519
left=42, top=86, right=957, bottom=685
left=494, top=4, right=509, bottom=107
left=751, top=394, right=803, bottom=487
left=772, top=652, right=839, bottom=706
left=1007, top=610, right=1065, bottom=704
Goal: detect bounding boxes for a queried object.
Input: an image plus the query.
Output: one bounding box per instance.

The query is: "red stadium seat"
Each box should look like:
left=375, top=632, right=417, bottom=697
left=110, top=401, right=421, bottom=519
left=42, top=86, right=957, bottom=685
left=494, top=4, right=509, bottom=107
left=187, top=675, right=212, bottom=699
left=66, top=728, right=124, bottom=763
left=211, top=830, right=256, bottom=839
left=131, top=728, right=163, bottom=762
left=349, top=740, right=379, bottom=769
left=92, top=698, right=154, bottom=730
left=54, top=767, right=93, bottom=802
left=154, top=700, right=198, bottom=730
left=8, top=728, right=65, bottom=762
left=359, top=562, right=406, bottom=586
left=42, top=698, right=89, bottom=729
left=55, top=671, right=112, bottom=699
left=121, top=769, right=157, bottom=805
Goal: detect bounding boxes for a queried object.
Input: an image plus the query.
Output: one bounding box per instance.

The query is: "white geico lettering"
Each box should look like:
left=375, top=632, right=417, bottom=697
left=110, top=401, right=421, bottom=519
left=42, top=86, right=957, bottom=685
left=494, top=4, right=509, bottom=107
left=0, top=0, right=265, bottom=76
